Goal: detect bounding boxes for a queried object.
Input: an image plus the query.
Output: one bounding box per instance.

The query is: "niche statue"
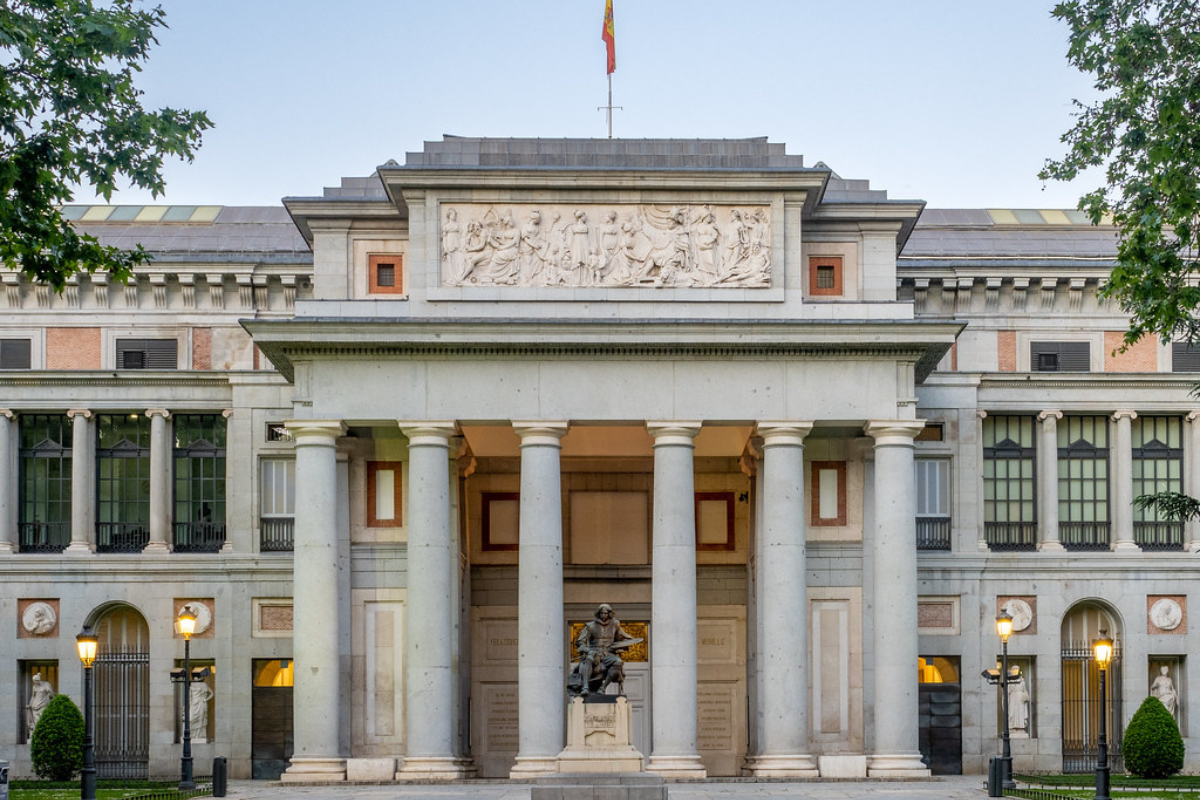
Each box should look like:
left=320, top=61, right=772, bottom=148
left=567, top=604, right=642, bottom=697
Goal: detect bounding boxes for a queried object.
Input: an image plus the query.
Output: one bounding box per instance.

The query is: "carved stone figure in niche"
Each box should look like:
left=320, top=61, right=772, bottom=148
left=568, top=604, right=640, bottom=697
left=694, top=210, right=720, bottom=284
left=1007, top=674, right=1030, bottom=734
left=1151, top=665, right=1179, bottom=718
left=26, top=671, right=54, bottom=739
left=22, top=601, right=57, bottom=635
left=186, top=681, right=215, bottom=743
left=519, top=210, right=550, bottom=282
left=442, top=209, right=462, bottom=280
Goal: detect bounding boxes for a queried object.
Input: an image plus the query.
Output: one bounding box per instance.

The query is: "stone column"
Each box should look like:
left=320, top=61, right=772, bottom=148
left=220, top=408, right=236, bottom=553
left=749, top=423, right=818, bottom=778
left=865, top=420, right=930, bottom=777
left=0, top=410, right=15, bottom=553
left=65, top=409, right=94, bottom=554
left=1111, top=411, right=1139, bottom=552
left=646, top=423, right=707, bottom=778
left=509, top=422, right=568, bottom=778
left=281, top=420, right=347, bottom=783
left=976, top=411, right=990, bottom=551
left=1037, top=411, right=1065, bottom=551
left=399, top=422, right=474, bottom=780
left=143, top=409, right=172, bottom=553
left=1187, top=412, right=1200, bottom=552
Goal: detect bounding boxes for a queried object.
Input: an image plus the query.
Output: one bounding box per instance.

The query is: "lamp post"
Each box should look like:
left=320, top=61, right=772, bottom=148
left=996, top=611, right=1016, bottom=790
left=174, top=609, right=197, bottom=790
left=1094, top=631, right=1114, bottom=800
left=76, top=626, right=98, bottom=800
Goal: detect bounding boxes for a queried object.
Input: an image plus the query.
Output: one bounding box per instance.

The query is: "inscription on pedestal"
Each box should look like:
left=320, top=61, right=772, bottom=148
left=697, top=684, right=733, bottom=751
left=584, top=703, right=617, bottom=743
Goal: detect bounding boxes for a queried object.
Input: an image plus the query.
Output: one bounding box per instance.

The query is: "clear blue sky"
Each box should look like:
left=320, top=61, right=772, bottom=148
left=100, top=1, right=1100, bottom=210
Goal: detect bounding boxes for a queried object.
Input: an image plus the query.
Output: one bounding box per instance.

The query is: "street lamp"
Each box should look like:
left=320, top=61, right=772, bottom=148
left=174, top=609, right=197, bottom=790
left=996, top=611, right=1016, bottom=790
left=1094, top=630, right=1114, bottom=800
left=75, top=626, right=98, bottom=800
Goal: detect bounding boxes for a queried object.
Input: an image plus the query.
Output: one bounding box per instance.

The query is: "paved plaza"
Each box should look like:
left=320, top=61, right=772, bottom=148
left=224, top=776, right=987, bottom=800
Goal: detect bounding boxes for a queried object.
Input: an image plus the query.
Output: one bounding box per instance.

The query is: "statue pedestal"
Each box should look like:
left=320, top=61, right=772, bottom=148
left=555, top=695, right=645, bottom=773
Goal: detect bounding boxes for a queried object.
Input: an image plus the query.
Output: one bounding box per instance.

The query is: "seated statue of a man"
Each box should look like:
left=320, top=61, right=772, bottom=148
left=572, top=603, right=635, bottom=696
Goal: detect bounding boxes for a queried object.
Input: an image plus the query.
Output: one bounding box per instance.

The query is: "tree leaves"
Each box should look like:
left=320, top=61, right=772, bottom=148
left=0, top=0, right=211, bottom=288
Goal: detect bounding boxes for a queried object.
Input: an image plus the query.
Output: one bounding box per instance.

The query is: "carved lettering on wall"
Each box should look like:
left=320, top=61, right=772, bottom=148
left=441, top=204, right=771, bottom=289
left=697, top=683, right=735, bottom=751
left=484, top=685, right=519, bottom=752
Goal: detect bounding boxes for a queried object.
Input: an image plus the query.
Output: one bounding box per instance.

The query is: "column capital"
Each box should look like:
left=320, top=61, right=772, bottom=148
left=1187, top=411, right=1200, bottom=423
left=646, top=421, right=701, bottom=447
left=512, top=421, right=569, bottom=447
left=977, top=410, right=988, bottom=419
left=864, top=420, right=925, bottom=446
left=222, top=408, right=234, bottom=419
left=756, top=422, right=813, bottom=447
left=1037, top=409, right=1063, bottom=422
left=145, top=408, right=171, bottom=420
left=400, top=421, right=457, bottom=447
left=66, top=408, right=92, bottom=420
left=1112, top=410, right=1138, bottom=422
left=285, top=419, right=347, bottom=445
left=0, top=409, right=14, bottom=421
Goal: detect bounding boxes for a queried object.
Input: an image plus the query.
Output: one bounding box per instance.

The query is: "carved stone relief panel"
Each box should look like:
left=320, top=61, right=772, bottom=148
left=440, top=203, right=772, bottom=289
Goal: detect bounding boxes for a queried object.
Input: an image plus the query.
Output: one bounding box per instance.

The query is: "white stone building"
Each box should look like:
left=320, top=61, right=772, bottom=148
left=0, top=137, right=1195, bottom=781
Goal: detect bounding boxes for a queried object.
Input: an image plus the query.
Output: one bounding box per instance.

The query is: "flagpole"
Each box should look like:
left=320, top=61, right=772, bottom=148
left=607, top=74, right=613, bottom=139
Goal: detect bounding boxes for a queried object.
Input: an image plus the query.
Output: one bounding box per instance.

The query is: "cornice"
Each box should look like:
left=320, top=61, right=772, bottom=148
left=0, top=373, right=232, bottom=388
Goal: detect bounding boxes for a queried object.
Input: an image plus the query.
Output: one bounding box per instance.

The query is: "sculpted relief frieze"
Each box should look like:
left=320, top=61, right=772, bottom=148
left=440, top=203, right=771, bottom=289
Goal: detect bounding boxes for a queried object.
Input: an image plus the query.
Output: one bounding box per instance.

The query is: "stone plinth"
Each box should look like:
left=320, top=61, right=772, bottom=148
left=346, top=758, right=396, bottom=781
left=556, top=696, right=644, bottom=773
left=533, top=773, right=667, bottom=800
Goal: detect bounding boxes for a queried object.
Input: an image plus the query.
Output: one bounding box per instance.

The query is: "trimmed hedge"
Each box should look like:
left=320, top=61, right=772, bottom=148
left=1123, top=695, right=1184, bottom=778
left=30, top=694, right=85, bottom=780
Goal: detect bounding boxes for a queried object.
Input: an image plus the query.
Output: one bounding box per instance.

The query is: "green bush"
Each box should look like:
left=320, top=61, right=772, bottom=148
left=1123, top=695, right=1184, bottom=779
left=30, top=693, right=85, bottom=781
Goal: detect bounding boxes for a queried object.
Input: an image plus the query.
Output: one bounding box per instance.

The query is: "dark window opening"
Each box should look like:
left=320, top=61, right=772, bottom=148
left=1, top=339, right=32, bottom=369
left=1031, top=341, right=1090, bottom=372
left=376, top=263, right=396, bottom=287
left=116, top=338, right=177, bottom=370
left=816, top=265, right=835, bottom=289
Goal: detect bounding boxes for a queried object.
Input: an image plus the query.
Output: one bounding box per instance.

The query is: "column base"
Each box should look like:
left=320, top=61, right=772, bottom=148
left=142, top=541, right=171, bottom=554
left=0, top=542, right=14, bottom=554
left=280, top=756, right=346, bottom=783
left=1037, top=541, right=1066, bottom=552
left=63, top=542, right=93, bottom=555
left=510, top=756, right=559, bottom=779
left=645, top=754, right=707, bottom=779
left=741, top=754, right=819, bottom=778
left=1112, top=540, right=1141, bottom=553
left=867, top=753, right=931, bottom=777
left=397, top=757, right=476, bottom=781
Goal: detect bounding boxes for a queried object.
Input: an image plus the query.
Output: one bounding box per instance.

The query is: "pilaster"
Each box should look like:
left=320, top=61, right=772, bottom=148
left=0, top=410, right=15, bottom=553
left=1037, top=411, right=1065, bottom=552
left=65, top=409, right=94, bottom=554
left=144, top=409, right=172, bottom=553
left=1111, top=411, right=1139, bottom=552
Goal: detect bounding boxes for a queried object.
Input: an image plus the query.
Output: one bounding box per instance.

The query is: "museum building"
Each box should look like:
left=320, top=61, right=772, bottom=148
left=1, top=137, right=1196, bottom=781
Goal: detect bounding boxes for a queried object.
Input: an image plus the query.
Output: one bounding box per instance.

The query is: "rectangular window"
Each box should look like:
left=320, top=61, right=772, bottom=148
left=367, top=461, right=403, bottom=527
left=260, top=459, right=295, bottom=552
left=265, top=423, right=291, bottom=442
left=983, top=415, right=1037, bottom=550
left=1058, top=416, right=1110, bottom=550
left=915, top=458, right=951, bottom=551
left=173, top=414, right=227, bottom=553
left=369, top=254, right=404, bottom=295
left=0, top=338, right=32, bottom=369
left=1172, top=342, right=1200, bottom=372
left=96, top=413, right=152, bottom=552
left=808, top=256, right=843, bottom=297
left=482, top=491, right=520, bottom=551
left=116, top=338, right=178, bottom=370
left=695, top=492, right=735, bottom=551
left=810, top=461, right=846, bottom=526
left=1030, top=341, right=1090, bottom=372
left=1133, top=416, right=1184, bottom=550
left=18, top=415, right=72, bottom=553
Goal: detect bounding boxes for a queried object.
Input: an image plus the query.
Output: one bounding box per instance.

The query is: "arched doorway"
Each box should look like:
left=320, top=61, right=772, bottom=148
left=89, top=604, right=150, bottom=779
left=1061, top=601, right=1123, bottom=773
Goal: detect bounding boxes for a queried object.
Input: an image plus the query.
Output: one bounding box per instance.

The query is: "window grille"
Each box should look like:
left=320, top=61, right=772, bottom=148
left=173, top=414, right=227, bottom=553
left=115, top=338, right=177, bottom=370
left=1058, top=416, right=1110, bottom=550
left=1030, top=341, right=1090, bottom=372
left=19, top=414, right=72, bottom=552
left=915, top=458, right=951, bottom=550
left=1132, top=416, right=1184, bottom=550
left=983, top=415, right=1037, bottom=550
left=0, top=338, right=32, bottom=369
left=96, top=414, right=152, bottom=552
left=260, top=459, right=295, bottom=551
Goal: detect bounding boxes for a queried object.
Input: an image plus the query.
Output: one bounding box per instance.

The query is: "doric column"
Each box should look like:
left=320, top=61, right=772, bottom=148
left=65, top=409, right=94, bottom=554
left=865, top=420, right=930, bottom=777
left=1111, top=411, right=1139, bottom=552
left=510, top=422, right=568, bottom=778
left=0, top=410, right=15, bottom=553
left=144, top=409, right=172, bottom=553
left=1037, top=410, right=1065, bottom=552
left=1187, top=412, right=1200, bottom=552
left=399, top=422, right=474, bottom=780
left=281, top=419, right=347, bottom=783
left=748, top=422, right=818, bottom=778
left=646, top=423, right=707, bottom=778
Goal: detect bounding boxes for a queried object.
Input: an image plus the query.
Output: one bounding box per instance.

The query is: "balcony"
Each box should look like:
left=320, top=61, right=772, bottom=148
left=18, top=522, right=71, bottom=553
left=984, top=521, right=1037, bottom=552
left=173, top=522, right=226, bottom=554
left=1061, top=521, right=1110, bottom=551
left=260, top=517, right=294, bottom=552
left=916, top=517, right=951, bottom=551
left=1134, top=520, right=1184, bottom=552
left=96, top=523, right=149, bottom=553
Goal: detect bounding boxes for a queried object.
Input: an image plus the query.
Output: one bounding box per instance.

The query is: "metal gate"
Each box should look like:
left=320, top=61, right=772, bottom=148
left=1062, top=642, right=1123, bottom=773
left=918, top=682, right=962, bottom=775
left=94, top=652, right=150, bottom=779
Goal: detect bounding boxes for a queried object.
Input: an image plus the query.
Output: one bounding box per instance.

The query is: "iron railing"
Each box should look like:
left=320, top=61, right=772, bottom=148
left=1134, top=520, right=1184, bottom=551
left=1061, top=643, right=1123, bottom=774
left=18, top=521, right=70, bottom=553
left=96, top=523, right=149, bottom=553
left=985, top=522, right=1037, bottom=551
left=260, top=517, right=294, bottom=552
left=1060, top=521, right=1110, bottom=551
left=173, top=522, right=226, bottom=553
left=95, top=651, right=150, bottom=779
left=916, top=517, right=952, bottom=550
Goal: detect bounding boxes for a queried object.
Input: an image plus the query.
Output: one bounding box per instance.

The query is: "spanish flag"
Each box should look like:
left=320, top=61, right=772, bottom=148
left=602, top=0, right=615, bottom=74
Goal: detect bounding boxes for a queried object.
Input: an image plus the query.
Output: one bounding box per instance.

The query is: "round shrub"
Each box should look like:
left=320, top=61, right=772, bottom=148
left=30, top=694, right=84, bottom=781
left=1123, top=695, right=1184, bottom=778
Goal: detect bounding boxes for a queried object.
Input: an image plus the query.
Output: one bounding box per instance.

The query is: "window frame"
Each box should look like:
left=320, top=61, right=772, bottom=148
left=808, top=256, right=844, bottom=297
left=1057, top=415, right=1111, bottom=550
left=368, top=253, right=405, bottom=295
left=0, top=338, right=32, bottom=369
left=366, top=460, right=404, bottom=527
left=115, top=337, right=179, bottom=370
left=810, top=461, right=847, bottom=526
left=982, top=415, right=1038, bottom=551
left=172, top=414, right=227, bottom=553
left=18, top=414, right=72, bottom=553
left=95, top=413, right=153, bottom=552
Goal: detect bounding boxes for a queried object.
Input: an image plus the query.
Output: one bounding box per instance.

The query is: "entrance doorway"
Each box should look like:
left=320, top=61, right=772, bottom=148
left=917, top=656, right=962, bottom=775
left=91, top=605, right=150, bottom=779
left=251, top=659, right=294, bottom=779
left=1061, top=602, right=1123, bottom=773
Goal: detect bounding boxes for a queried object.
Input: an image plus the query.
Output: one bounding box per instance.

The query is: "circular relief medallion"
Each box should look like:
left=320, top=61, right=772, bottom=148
left=181, top=601, right=212, bottom=635
left=1150, top=598, right=1183, bottom=631
left=1002, top=598, right=1033, bottom=632
left=22, top=602, right=57, bottom=635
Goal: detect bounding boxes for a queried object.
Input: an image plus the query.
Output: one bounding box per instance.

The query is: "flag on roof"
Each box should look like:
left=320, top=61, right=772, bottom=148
left=602, top=0, right=615, bottom=74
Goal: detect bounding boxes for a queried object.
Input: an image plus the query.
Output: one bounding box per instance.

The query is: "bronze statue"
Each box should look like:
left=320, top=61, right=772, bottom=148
left=568, top=604, right=641, bottom=697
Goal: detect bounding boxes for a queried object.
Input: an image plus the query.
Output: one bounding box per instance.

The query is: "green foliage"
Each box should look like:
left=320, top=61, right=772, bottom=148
left=1134, top=490, right=1200, bottom=522
left=1123, top=695, right=1185, bottom=778
left=0, top=0, right=212, bottom=289
left=1040, top=0, right=1200, bottom=348
left=29, top=694, right=84, bottom=781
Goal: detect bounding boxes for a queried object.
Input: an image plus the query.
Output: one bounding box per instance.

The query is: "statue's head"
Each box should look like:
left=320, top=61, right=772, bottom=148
left=595, top=604, right=614, bottom=622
